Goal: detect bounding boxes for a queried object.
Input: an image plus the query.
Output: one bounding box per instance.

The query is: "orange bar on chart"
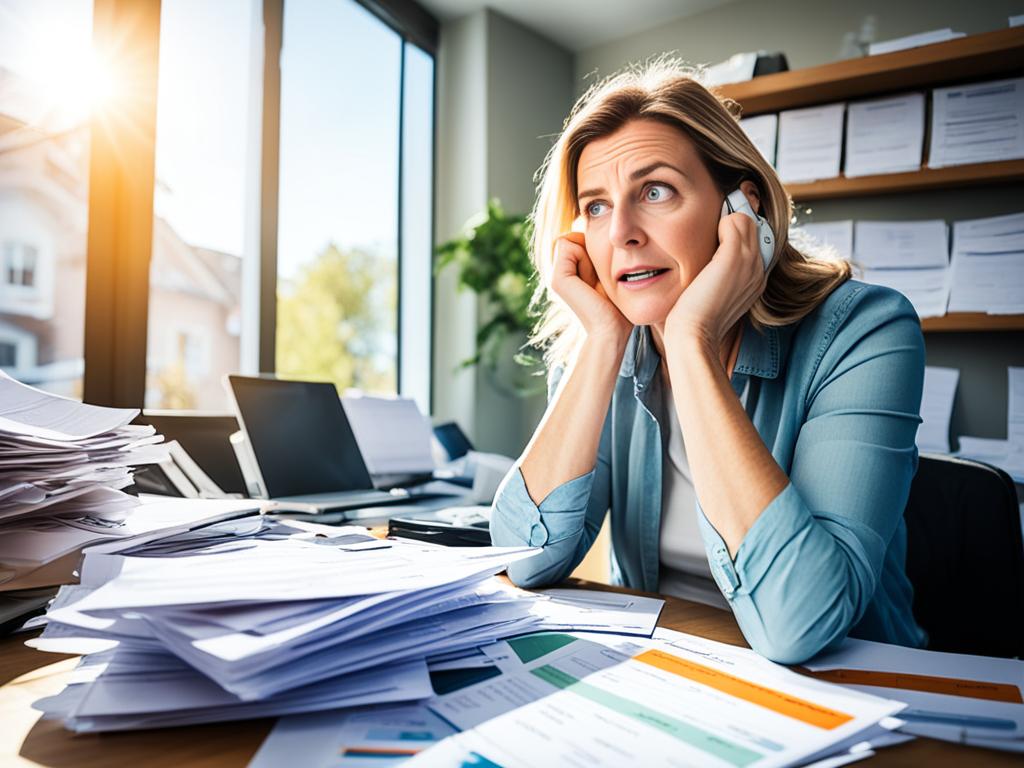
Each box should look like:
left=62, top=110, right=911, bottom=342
left=805, top=669, right=1023, bottom=704
left=634, top=649, right=853, bottom=730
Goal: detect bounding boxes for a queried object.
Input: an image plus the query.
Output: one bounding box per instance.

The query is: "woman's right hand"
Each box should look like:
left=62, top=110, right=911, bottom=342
left=551, top=232, right=631, bottom=343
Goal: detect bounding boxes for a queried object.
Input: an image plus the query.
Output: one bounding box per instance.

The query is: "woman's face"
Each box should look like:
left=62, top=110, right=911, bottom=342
left=576, top=118, right=723, bottom=327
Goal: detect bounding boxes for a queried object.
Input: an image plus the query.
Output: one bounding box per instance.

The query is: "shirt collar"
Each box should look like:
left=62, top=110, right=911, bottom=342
left=618, top=320, right=782, bottom=386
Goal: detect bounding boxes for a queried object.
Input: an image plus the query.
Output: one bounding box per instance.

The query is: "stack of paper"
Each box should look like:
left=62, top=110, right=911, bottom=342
left=854, top=220, right=951, bottom=318
left=795, top=220, right=854, bottom=261
left=776, top=103, right=845, bottom=183
left=958, top=367, right=1024, bottom=483
left=0, top=372, right=169, bottom=589
left=948, top=211, right=1024, bottom=315
left=917, top=367, right=959, bottom=454
left=30, top=524, right=545, bottom=731
left=844, top=93, right=925, bottom=176
left=805, top=637, right=1024, bottom=753
left=868, top=28, right=964, bottom=56
left=739, top=114, right=778, bottom=166
left=405, top=629, right=908, bottom=767
left=929, top=77, right=1024, bottom=168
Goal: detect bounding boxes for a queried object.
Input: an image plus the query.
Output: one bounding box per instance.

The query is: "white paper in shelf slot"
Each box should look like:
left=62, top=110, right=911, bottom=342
left=928, top=77, right=1024, bottom=168
left=796, top=220, right=853, bottom=261
left=1009, top=367, right=1024, bottom=447
left=867, top=28, right=964, bottom=56
left=845, top=93, right=925, bottom=177
left=739, top=114, right=778, bottom=166
left=859, top=267, right=950, bottom=319
left=948, top=212, right=1024, bottom=315
left=916, top=367, right=959, bottom=454
left=853, top=221, right=948, bottom=270
left=777, top=103, right=845, bottom=183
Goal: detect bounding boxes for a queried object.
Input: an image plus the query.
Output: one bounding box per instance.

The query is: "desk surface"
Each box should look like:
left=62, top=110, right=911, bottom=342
left=1, top=578, right=1018, bottom=768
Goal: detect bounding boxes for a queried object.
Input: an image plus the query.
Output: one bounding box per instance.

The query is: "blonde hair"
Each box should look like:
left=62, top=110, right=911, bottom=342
left=529, top=58, right=851, bottom=367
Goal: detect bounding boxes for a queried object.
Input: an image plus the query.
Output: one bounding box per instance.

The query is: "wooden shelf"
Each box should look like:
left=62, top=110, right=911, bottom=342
left=716, top=27, right=1024, bottom=115
left=785, top=159, right=1024, bottom=201
left=921, top=313, right=1024, bottom=333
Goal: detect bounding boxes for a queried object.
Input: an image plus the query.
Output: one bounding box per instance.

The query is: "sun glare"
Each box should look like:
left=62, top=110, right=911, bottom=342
left=32, top=44, right=120, bottom=127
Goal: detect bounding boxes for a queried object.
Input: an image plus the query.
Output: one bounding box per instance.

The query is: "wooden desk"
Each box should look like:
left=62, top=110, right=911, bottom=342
left=1, top=578, right=1017, bottom=767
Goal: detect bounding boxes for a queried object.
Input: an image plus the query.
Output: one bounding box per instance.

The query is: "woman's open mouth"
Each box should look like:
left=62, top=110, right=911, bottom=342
left=618, top=267, right=669, bottom=287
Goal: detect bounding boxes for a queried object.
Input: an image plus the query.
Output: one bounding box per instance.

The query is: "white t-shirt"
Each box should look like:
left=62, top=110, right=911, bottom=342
left=657, top=376, right=747, bottom=610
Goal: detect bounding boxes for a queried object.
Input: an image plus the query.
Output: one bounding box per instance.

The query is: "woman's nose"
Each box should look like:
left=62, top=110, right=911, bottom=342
left=608, top=204, right=646, bottom=249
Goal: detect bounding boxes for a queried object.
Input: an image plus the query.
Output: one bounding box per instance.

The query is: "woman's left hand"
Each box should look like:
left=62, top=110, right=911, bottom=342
left=664, top=212, right=768, bottom=353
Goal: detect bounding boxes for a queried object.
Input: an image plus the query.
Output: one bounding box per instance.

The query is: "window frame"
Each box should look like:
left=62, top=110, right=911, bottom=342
left=81, top=0, right=438, bottom=410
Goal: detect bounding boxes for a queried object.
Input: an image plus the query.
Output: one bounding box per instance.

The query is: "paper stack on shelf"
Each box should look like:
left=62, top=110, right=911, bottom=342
left=948, top=211, right=1024, bottom=315
left=853, top=220, right=951, bottom=318
left=957, top=367, right=1024, bottom=483
left=795, top=220, right=853, bottom=261
left=0, top=371, right=170, bottom=590
left=867, top=28, right=964, bottom=56
left=928, top=77, right=1024, bottom=168
left=739, top=114, right=778, bottom=166
left=917, top=366, right=959, bottom=454
left=30, top=524, right=544, bottom=732
left=776, top=103, right=845, bottom=183
left=844, top=93, right=925, bottom=177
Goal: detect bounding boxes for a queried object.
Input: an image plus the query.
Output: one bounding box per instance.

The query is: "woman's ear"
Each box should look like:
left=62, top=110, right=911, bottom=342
left=739, top=180, right=762, bottom=215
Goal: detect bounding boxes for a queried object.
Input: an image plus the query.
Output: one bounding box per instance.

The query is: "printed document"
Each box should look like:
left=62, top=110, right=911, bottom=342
left=844, top=93, right=925, bottom=177
left=929, top=77, right=1024, bottom=168
left=916, top=367, right=959, bottom=454
left=777, top=104, right=845, bottom=183
left=415, top=630, right=905, bottom=768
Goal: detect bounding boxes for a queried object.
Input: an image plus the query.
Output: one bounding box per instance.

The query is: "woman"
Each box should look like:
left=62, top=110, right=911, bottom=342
left=490, top=61, right=927, bottom=664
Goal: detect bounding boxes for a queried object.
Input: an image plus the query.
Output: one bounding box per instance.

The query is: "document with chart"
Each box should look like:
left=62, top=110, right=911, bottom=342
left=411, top=629, right=905, bottom=767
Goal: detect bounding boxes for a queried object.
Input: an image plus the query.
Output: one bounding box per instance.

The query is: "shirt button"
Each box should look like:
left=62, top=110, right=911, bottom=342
left=528, top=523, right=548, bottom=547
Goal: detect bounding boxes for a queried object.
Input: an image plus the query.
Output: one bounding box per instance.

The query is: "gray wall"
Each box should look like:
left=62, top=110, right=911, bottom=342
left=573, top=0, right=1024, bottom=444
left=433, top=10, right=572, bottom=456
left=575, top=0, right=1023, bottom=86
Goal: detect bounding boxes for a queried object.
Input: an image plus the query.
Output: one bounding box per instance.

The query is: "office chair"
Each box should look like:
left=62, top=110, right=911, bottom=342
left=903, top=453, right=1024, bottom=658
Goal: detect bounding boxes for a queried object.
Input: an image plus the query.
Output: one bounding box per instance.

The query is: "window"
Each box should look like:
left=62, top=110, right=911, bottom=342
left=0, top=340, right=16, bottom=367
left=0, top=0, right=93, bottom=398
left=0, top=0, right=436, bottom=410
left=275, top=0, right=437, bottom=406
left=3, top=241, right=38, bottom=287
left=399, top=42, right=435, bottom=413
left=145, top=0, right=263, bottom=410
left=276, top=0, right=402, bottom=395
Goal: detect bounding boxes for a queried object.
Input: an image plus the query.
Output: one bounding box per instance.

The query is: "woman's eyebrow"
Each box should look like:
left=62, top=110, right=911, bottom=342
left=577, top=161, right=687, bottom=202
left=629, top=161, right=686, bottom=181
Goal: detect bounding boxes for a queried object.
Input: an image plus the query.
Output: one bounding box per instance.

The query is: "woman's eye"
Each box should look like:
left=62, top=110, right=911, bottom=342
left=586, top=201, right=609, bottom=217
left=644, top=183, right=673, bottom=202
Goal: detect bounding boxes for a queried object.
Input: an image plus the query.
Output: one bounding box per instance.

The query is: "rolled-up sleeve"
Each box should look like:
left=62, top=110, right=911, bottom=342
left=701, top=290, right=925, bottom=664
left=490, top=367, right=613, bottom=587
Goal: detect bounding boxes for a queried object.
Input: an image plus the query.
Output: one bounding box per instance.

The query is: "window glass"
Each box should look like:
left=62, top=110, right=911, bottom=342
left=276, top=0, right=401, bottom=394
left=146, top=0, right=262, bottom=410
left=399, top=43, right=435, bottom=414
left=0, top=0, right=93, bottom=397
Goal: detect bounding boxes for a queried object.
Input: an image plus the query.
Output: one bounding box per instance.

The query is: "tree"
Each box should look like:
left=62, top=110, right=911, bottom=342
left=276, top=243, right=396, bottom=393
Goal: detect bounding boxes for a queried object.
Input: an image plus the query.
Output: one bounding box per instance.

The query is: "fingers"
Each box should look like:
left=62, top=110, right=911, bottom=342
left=554, top=232, right=598, bottom=289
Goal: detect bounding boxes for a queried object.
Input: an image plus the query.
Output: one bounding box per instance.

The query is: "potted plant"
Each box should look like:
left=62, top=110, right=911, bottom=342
left=435, top=199, right=545, bottom=395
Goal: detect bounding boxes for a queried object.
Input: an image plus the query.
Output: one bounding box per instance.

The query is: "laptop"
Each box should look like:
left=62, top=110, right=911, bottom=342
left=225, top=375, right=429, bottom=517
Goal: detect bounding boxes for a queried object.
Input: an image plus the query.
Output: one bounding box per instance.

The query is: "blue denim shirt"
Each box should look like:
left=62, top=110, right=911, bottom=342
left=491, top=280, right=928, bottom=664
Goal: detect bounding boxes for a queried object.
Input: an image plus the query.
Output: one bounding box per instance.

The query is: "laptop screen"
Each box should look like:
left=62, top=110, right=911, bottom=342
left=227, top=376, right=374, bottom=497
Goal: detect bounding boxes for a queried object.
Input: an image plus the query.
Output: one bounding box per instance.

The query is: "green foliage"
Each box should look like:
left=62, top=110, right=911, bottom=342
left=435, top=199, right=543, bottom=375
left=276, top=243, right=396, bottom=394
